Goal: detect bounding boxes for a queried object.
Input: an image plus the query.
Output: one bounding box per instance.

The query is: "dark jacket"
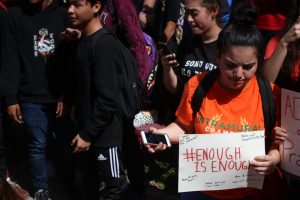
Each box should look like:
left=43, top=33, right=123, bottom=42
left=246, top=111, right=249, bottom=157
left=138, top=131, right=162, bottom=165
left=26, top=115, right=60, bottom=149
left=1, top=0, right=72, bottom=105
left=75, top=29, right=128, bottom=147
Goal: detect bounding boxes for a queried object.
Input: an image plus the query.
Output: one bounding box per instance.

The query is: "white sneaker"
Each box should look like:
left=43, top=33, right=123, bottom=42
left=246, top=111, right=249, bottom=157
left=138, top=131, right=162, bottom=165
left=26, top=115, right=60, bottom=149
left=34, top=189, right=51, bottom=200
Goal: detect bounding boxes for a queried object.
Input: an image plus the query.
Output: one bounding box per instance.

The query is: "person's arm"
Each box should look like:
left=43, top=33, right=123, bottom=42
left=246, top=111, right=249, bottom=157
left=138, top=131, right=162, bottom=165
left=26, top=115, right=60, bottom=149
left=161, top=52, right=180, bottom=93
left=263, top=18, right=300, bottom=82
left=1, top=11, right=22, bottom=123
left=78, top=35, right=121, bottom=142
left=161, top=35, right=186, bottom=93
left=267, top=144, right=281, bottom=166
left=157, top=42, right=179, bottom=93
left=146, top=119, right=193, bottom=153
left=251, top=143, right=280, bottom=175
left=155, top=119, right=192, bottom=143
left=273, top=126, right=287, bottom=144
left=161, top=0, right=180, bottom=43
left=162, top=21, right=177, bottom=43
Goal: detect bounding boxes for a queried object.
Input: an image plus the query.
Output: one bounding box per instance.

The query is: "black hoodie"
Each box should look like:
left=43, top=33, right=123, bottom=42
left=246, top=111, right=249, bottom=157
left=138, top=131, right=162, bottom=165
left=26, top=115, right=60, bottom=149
left=1, top=0, right=72, bottom=105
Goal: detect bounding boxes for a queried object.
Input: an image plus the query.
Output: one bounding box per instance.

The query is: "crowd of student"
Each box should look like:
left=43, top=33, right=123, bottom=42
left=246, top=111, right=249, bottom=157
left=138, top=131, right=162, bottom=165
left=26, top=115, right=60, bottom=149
left=0, top=0, right=299, bottom=200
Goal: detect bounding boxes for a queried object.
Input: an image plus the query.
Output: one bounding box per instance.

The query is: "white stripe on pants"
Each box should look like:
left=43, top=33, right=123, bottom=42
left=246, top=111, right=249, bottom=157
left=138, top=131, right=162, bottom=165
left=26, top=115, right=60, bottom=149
left=109, top=147, right=120, bottom=178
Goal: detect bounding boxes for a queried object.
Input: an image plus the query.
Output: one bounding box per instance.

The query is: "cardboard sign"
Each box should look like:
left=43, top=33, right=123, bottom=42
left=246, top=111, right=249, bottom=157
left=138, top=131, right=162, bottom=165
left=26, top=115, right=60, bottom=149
left=280, top=89, right=300, bottom=177
left=178, top=131, right=265, bottom=192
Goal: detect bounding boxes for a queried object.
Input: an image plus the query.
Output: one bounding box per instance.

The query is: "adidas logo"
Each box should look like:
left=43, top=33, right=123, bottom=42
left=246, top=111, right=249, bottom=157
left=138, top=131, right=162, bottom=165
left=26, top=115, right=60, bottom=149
left=97, top=154, right=107, bottom=161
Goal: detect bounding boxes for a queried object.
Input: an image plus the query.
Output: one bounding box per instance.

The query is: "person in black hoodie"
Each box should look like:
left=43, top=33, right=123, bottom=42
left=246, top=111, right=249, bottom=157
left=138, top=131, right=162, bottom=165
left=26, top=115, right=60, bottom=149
left=68, top=0, right=131, bottom=199
left=0, top=0, right=75, bottom=199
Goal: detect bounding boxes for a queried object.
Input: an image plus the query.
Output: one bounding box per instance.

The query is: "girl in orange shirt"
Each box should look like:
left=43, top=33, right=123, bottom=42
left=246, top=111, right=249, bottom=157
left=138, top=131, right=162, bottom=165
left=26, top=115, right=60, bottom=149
left=145, top=1, right=285, bottom=199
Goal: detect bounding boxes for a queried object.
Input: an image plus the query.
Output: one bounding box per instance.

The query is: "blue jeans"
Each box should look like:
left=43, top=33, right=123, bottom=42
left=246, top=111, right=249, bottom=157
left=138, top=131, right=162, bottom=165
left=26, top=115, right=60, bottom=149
left=21, top=103, right=56, bottom=190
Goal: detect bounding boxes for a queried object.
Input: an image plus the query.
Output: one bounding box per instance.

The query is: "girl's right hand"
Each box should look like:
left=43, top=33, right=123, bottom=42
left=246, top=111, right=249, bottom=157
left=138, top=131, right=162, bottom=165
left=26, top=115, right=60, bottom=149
left=160, top=49, right=179, bottom=69
left=280, top=17, right=300, bottom=47
left=145, top=127, right=168, bottom=153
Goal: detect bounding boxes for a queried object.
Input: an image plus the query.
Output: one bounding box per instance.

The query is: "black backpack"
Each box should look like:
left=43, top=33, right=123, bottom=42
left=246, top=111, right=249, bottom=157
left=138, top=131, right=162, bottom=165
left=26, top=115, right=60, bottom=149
left=191, top=70, right=276, bottom=150
left=90, top=29, right=142, bottom=120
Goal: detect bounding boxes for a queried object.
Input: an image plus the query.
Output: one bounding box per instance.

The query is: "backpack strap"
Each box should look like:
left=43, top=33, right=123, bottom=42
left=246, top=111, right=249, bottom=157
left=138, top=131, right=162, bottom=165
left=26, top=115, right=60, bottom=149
left=257, top=75, right=276, bottom=151
left=191, top=70, right=219, bottom=116
left=89, top=28, right=112, bottom=65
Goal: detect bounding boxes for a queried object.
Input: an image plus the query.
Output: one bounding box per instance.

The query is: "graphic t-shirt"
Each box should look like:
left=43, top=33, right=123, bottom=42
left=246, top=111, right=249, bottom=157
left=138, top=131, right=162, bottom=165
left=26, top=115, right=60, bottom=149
left=176, top=35, right=218, bottom=87
left=1, top=0, right=72, bottom=105
left=175, top=74, right=280, bottom=199
left=264, top=36, right=300, bottom=92
left=151, top=0, right=185, bottom=53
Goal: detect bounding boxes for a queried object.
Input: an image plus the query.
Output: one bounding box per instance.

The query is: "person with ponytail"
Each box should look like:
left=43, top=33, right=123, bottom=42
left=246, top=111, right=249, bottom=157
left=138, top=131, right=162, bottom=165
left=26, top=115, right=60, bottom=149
left=144, top=1, right=283, bottom=199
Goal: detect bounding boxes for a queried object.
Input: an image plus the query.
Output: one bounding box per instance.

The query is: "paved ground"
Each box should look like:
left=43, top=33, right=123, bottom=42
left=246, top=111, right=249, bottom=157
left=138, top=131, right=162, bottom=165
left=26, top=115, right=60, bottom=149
left=6, top=123, right=180, bottom=200
left=11, top=166, right=180, bottom=200
left=8, top=140, right=179, bottom=200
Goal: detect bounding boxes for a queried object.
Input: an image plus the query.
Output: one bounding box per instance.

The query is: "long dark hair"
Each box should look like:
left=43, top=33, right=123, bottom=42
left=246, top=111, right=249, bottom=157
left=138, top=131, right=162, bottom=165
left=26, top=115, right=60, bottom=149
left=217, top=0, right=263, bottom=70
left=280, top=0, right=300, bottom=77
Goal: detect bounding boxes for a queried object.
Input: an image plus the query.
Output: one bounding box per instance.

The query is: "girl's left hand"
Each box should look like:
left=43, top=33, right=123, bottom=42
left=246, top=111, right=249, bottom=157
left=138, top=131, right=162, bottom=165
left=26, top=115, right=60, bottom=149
left=274, top=126, right=287, bottom=144
left=250, top=155, right=277, bottom=175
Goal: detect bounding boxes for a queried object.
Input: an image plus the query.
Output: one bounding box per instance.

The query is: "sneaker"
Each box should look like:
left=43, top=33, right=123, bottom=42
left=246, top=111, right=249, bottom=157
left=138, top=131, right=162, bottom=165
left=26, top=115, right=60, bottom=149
left=34, top=189, right=51, bottom=200
left=6, top=178, right=33, bottom=200
left=133, top=111, right=158, bottom=127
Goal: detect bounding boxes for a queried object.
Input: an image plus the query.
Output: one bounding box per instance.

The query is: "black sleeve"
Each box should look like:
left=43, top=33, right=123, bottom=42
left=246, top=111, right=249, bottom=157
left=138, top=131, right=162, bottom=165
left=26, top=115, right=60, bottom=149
left=0, top=8, right=8, bottom=97
left=0, top=12, right=20, bottom=105
left=165, top=0, right=180, bottom=23
left=79, top=35, right=122, bottom=141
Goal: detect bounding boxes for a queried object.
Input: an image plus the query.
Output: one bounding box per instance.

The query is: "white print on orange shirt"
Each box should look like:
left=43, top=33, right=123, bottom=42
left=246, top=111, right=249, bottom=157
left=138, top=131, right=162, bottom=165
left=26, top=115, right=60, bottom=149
left=197, top=114, right=262, bottom=134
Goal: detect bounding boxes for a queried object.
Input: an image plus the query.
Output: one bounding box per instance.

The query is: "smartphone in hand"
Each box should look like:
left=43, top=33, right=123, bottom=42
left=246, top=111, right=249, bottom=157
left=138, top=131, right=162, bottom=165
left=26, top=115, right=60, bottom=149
left=140, top=131, right=171, bottom=147
left=157, top=42, right=173, bottom=55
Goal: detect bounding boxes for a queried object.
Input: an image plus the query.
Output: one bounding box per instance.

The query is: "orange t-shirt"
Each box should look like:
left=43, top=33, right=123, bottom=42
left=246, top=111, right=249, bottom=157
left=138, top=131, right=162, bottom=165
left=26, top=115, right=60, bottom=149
left=176, top=74, right=280, bottom=199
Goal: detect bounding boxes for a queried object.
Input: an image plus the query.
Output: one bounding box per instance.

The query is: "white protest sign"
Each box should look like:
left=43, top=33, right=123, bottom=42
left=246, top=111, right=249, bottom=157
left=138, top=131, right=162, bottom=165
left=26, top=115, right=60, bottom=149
left=178, top=131, right=265, bottom=192
left=280, top=88, right=300, bottom=177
